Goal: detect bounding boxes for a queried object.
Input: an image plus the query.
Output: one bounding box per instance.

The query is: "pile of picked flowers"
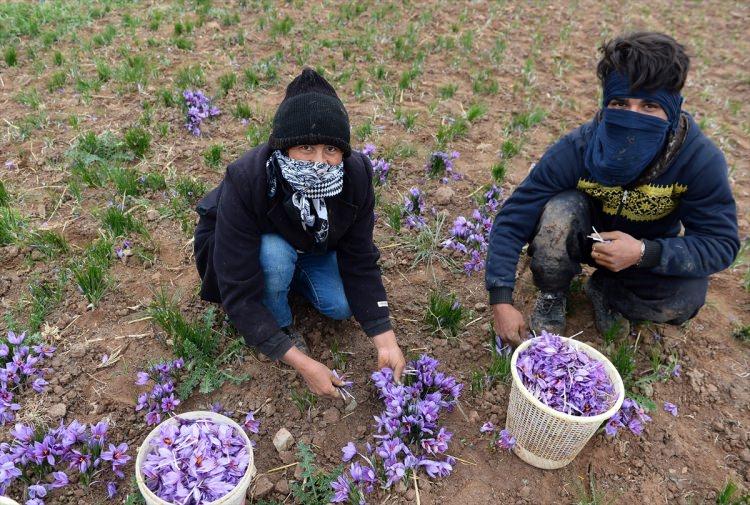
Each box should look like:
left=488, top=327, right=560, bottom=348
left=331, top=355, right=463, bottom=503
left=442, top=185, right=504, bottom=275
left=140, top=414, right=258, bottom=504
left=0, top=331, right=55, bottom=426
left=515, top=331, right=617, bottom=417
left=0, top=419, right=130, bottom=504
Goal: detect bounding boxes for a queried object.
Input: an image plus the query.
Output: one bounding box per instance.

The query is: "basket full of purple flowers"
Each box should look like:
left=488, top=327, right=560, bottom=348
left=506, top=332, right=624, bottom=470
left=135, top=411, right=256, bottom=505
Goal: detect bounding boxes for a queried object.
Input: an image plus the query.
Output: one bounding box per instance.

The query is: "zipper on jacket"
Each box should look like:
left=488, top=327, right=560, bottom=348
left=612, top=189, right=629, bottom=228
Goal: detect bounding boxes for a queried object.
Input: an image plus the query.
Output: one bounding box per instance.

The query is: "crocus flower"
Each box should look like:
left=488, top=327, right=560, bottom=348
left=342, top=442, right=357, bottom=462
left=242, top=411, right=260, bottom=434
left=331, top=474, right=351, bottom=503
left=496, top=429, right=516, bottom=450
left=334, top=355, right=461, bottom=500
left=183, top=90, right=220, bottom=136
left=663, top=402, right=678, bottom=417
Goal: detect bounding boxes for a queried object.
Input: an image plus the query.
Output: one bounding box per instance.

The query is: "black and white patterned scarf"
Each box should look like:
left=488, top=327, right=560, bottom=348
left=271, top=150, right=344, bottom=245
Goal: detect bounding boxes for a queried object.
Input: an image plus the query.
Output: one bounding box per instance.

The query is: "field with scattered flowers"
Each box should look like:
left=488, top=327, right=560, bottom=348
left=1, top=1, right=749, bottom=504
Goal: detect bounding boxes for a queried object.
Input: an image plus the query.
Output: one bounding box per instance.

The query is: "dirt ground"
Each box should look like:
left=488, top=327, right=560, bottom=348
left=0, top=0, right=748, bottom=504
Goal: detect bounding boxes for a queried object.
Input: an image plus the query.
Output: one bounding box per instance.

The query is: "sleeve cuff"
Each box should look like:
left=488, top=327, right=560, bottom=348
left=255, top=330, right=294, bottom=361
left=638, top=239, right=662, bottom=268
left=489, top=287, right=514, bottom=305
left=360, top=317, right=393, bottom=337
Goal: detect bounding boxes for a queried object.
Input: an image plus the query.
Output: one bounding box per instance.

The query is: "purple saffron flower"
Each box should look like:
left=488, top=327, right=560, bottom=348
left=90, top=420, right=108, bottom=443
left=107, top=481, right=117, bottom=498
left=145, top=410, right=161, bottom=426
left=479, top=422, right=495, bottom=434
left=51, top=471, right=68, bottom=488
left=135, top=371, right=150, bottom=386
left=31, top=438, right=55, bottom=465
left=183, top=90, right=220, bottom=136
left=68, top=449, right=91, bottom=473
left=101, top=443, right=130, bottom=468
left=425, top=151, right=461, bottom=182
left=342, top=442, right=357, bottom=462
left=160, top=394, right=179, bottom=413
left=331, top=474, right=351, bottom=502
left=28, top=483, right=47, bottom=498
left=496, top=429, right=516, bottom=450
left=243, top=411, right=260, bottom=434
left=7, top=331, right=25, bottom=345
left=663, top=402, right=678, bottom=417
left=362, top=144, right=376, bottom=157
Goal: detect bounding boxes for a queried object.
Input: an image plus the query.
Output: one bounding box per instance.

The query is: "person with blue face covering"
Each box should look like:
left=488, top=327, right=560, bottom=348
left=193, top=69, right=406, bottom=399
left=486, top=32, right=740, bottom=345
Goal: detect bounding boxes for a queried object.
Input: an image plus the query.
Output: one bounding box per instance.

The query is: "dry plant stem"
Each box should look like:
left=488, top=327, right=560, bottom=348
left=413, top=471, right=421, bottom=505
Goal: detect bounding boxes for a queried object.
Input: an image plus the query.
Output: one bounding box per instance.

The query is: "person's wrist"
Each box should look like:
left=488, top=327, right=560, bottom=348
left=372, top=330, right=397, bottom=350
left=282, top=346, right=312, bottom=370
left=634, top=240, right=646, bottom=266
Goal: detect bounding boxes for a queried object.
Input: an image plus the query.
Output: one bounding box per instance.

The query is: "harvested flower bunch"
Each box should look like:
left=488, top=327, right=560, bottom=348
left=140, top=416, right=251, bottom=504
left=516, top=332, right=617, bottom=417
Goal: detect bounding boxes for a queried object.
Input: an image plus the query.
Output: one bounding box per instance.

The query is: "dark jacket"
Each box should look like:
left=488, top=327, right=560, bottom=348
left=485, top=112, right=740, bottom=304
left=194, top=144, right=391, bottom=359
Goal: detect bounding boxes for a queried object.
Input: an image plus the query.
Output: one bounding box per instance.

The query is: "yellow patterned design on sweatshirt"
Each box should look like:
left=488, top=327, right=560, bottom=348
left=577, top=179, right=688, bottom=222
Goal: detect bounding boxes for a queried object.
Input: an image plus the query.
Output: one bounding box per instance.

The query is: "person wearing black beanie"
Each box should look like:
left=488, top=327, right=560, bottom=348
left=193, top=68, right=406, bottom=400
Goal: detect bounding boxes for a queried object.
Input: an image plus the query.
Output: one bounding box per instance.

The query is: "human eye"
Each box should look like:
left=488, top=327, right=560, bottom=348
left=326, top=145, right=341, bottom=153
left=609, top=99, right=626, bottom=107
left=644, top=102, right=662, bottom=111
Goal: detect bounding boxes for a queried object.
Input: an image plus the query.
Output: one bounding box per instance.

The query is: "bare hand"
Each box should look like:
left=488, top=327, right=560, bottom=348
left=492, top=304, right=527, bottom=347
left=592, top=231, right=643, bottom=272
left=282, top=347, right=343, bottom=399
left=372, top=330, right=406, bottom=380
left=299, top=359, right=345, bottom=399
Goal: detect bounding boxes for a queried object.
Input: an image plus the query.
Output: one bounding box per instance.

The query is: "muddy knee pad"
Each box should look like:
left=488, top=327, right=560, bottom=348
left=530, top=190, right=592, bottom=292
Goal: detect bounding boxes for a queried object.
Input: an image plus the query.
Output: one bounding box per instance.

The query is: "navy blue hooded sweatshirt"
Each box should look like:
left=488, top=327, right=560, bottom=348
left=485, top=112, right=740, bottom=304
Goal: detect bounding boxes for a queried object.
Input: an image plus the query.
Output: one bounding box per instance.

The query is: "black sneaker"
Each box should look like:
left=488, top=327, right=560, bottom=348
left=282, top=326, right=309, bottom=355
left=585, top=277, right=630, bottom=340
left=529, top=291, right=567, bottom=336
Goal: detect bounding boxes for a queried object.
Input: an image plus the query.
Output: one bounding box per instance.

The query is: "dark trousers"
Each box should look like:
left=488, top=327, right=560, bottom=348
left=529, top=191, right=707, bottom=325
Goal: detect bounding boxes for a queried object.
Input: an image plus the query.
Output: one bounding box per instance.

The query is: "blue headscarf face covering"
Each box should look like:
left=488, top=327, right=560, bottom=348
left=584, top=72, right=683, bottom=187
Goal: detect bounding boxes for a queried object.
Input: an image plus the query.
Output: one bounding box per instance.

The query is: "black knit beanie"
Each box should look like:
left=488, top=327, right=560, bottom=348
left=268, top=68, right=351, bottom=158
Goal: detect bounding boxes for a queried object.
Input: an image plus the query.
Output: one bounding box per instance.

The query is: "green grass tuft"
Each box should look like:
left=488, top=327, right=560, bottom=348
left=425, top=289, right=465, bottom=339
left=123, top=126, right=151, bottom=158
left=148, top=290, right=248, bottom=399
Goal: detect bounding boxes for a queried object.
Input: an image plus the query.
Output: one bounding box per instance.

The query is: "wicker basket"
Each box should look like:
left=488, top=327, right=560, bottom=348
left=506, top=336, right=624, bottom=470
left=135, top=411, right=256, bottom=505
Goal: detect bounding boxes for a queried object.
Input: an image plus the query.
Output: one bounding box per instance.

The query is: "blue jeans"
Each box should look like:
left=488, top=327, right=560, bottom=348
left=259, top=234, right=352, bottom=328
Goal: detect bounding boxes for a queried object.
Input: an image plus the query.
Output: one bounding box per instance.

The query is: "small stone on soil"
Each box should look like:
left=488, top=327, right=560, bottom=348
left=48, top=403, right=67, bottom=419
left=274, top=479, right=290, bottom=494
left=273, top=428, right=295, bottom=452
left=251, top=475, right=274, bottom=498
